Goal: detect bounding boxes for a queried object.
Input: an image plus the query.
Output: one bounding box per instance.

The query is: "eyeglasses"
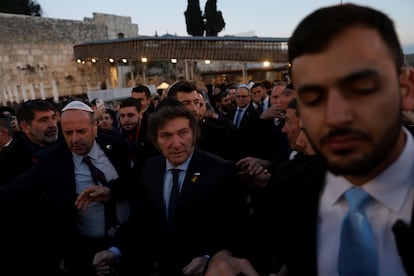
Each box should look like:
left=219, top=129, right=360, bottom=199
left=236, top=95, right=248, bottom=99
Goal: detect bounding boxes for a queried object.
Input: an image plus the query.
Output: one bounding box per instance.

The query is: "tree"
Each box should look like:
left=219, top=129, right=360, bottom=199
left=204, top=0, right=225, bottom=36
left=184, top=0, right=225, bottom=37
left=184, top=0, right=204, bottom=36
left=0, top=0, right=42, bottom=16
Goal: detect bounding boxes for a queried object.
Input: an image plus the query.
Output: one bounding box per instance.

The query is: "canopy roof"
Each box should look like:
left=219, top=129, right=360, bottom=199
left=74, top=35, right=289, bottom=63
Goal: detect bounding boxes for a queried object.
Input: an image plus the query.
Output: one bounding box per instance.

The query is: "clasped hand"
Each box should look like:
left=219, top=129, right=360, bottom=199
left=75, top=185, right=111, bottom=210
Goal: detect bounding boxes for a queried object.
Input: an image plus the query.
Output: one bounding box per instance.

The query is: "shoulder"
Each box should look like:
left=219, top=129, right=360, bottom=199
left=193, top=148, right=236, bottom=170
left=38, top=140, right=67, bottom=157
left=270, top=154, right=326, bottom=189
left=142, top=154, right=165, bottom=169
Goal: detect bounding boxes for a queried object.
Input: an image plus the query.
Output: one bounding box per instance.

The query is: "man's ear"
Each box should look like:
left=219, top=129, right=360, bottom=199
left=19, top=121, right=30, bottom=135
left=401, top=66, right=414, bottom=111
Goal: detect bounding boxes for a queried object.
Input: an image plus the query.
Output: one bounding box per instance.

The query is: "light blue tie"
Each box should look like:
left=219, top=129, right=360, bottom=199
left=338, top=187, right=378, bottom=276
left=234, top=108, right=242, bottom=128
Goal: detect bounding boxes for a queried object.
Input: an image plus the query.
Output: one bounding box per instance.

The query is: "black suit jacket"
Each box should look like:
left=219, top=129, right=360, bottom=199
left=253, top=154, right=414, bottom=275
left=118, top=148, right=247, bottom=275
left=0, top=133, right=132, bottom=273
left=229, top=104, right=265, bottom=159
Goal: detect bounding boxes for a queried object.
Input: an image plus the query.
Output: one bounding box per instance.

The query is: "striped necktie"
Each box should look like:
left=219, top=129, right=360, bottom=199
left=82, top=155, right=120, bottom=236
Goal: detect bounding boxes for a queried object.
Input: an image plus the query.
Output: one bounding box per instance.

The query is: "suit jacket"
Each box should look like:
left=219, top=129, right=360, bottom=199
left=0, top=135, right=33, bottom=186
left=0, top=133, right=132, bottom=274
left=229, top=104, right=265, bottom=160
left=253, top=154, right=414, bottom=275
left=118, top=148, right=247, bottom=276
left=198, top=117, right=236, bottom=161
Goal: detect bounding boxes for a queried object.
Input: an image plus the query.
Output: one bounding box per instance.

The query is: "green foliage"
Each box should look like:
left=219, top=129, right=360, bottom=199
left=0, top=0, right=42, bottom=16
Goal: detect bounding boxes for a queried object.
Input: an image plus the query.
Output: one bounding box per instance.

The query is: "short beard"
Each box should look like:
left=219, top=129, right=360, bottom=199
left=308, top=122, right=401, bottom=176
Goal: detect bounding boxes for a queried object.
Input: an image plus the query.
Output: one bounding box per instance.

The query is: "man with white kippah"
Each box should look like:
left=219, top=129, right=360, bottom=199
left=0, top=100, right=134, bottom=275
left=61, top=100, right=94, bottom=112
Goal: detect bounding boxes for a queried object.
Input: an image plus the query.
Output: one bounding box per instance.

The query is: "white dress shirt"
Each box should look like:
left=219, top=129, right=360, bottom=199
left=318, top=127, right=414, bottom=276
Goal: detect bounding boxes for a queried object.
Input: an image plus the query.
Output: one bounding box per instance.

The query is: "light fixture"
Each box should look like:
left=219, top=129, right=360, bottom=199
left=263, top=61, right=270, bottom=67
left=204, top=60, right=211, bottom=64
left=91, top=58, right=97, bottom=63
left=171, top=58, right=178, bottom=64
left=108, top=58, right=114, bottom=63
left=141, top=57, right=148, bottom=63
left=122, top=58, right=127, bottom=63
left=76, top=59, right=82, bottom=63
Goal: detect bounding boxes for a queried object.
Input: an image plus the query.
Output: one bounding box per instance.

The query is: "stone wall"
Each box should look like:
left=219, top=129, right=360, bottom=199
left=0, top=12, right=138, bottom=105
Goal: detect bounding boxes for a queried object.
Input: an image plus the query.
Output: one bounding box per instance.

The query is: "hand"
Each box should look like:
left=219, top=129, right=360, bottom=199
left=236, top=157, right=269, bottom=175
left=75, top=185, right=111, bottom=210
left=237, top=157, right=271, bottom=186
left=205, top=250, right=259, bottom=276
left=182, top=255, right=210, bottom=275
left=259, top=104, right=285, bottom=120
left=93, top=250, right=116, bottom=276
left=94, top=102, right=105, bottom=121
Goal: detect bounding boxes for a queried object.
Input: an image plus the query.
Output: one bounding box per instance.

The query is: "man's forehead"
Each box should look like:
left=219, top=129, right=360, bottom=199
left=176, top=91, right=198, bottom=99
left=272, top=85, right=286, bottom=96
left=119, top=106, right=138, bottom=113
left=34, top=109, right=55, bottom=118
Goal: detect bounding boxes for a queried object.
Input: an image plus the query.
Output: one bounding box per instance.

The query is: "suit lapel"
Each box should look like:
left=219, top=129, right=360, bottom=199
left=179, top=149, right=203, bottom=211
left=152, top=158, right=167, bottom=220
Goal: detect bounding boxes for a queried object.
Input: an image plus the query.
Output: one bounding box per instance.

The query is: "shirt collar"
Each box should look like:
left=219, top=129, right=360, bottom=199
left=165, top=149, right=194, bottom=172
left=325, top=127, right=414, bottom=213
left=73, top=140, right=99, bottom=165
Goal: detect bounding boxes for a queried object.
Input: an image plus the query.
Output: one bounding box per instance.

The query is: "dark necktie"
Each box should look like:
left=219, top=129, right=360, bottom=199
left=168, top=169, right=181, bottom=227
left=338, top=187, right=378, bottom=276
left=234, top=109, right=242, bottom=128
left=83, top=155, right=107, bottom=185
left=82, top=155, right=120, bottom=236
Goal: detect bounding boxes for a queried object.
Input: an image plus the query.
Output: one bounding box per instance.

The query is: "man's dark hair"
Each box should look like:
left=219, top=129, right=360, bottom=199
left=287, top=98, right=301, bottom=117
left=131, top=85, right=151, bottom=98
left=147, top=98, right=200, bottom=150
left=0, top=106, right=16, bottom=116
left=0, top=114, right=13, bottom=134
left=288, top=4, right=403, bottom=73
left=251, top=82, right=266, bottom=91
left=167, top=81, right=198, bottom=98
left=16, top=99, right=56, bottom=123
left=119, top=97, right=142, bottom=113
left=216, top=91, right=229, bottom=102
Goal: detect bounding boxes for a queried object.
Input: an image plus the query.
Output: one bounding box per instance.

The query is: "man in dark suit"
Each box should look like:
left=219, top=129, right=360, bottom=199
left=229, top=84, right=265, bottom=160
left=93, top=100, right=247, bottom=276
left=206, top=4, right=414, bottom=276
left=0, top=100, right=134, bottom=275
left=167, top=80, right=236, bottom=161
left=0, top=99, right=62, bottom=274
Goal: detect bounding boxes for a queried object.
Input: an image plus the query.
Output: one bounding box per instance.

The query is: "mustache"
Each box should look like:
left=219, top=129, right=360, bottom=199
left=320, top=128, right=370, bottom=144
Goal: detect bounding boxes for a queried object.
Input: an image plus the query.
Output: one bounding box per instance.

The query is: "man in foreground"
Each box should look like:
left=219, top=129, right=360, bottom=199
left=206, top=3, right=414, bottom=275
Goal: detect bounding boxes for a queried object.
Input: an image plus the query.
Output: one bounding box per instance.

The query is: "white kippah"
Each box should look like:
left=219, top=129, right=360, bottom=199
left=61, top=100, right=93, bottom=113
